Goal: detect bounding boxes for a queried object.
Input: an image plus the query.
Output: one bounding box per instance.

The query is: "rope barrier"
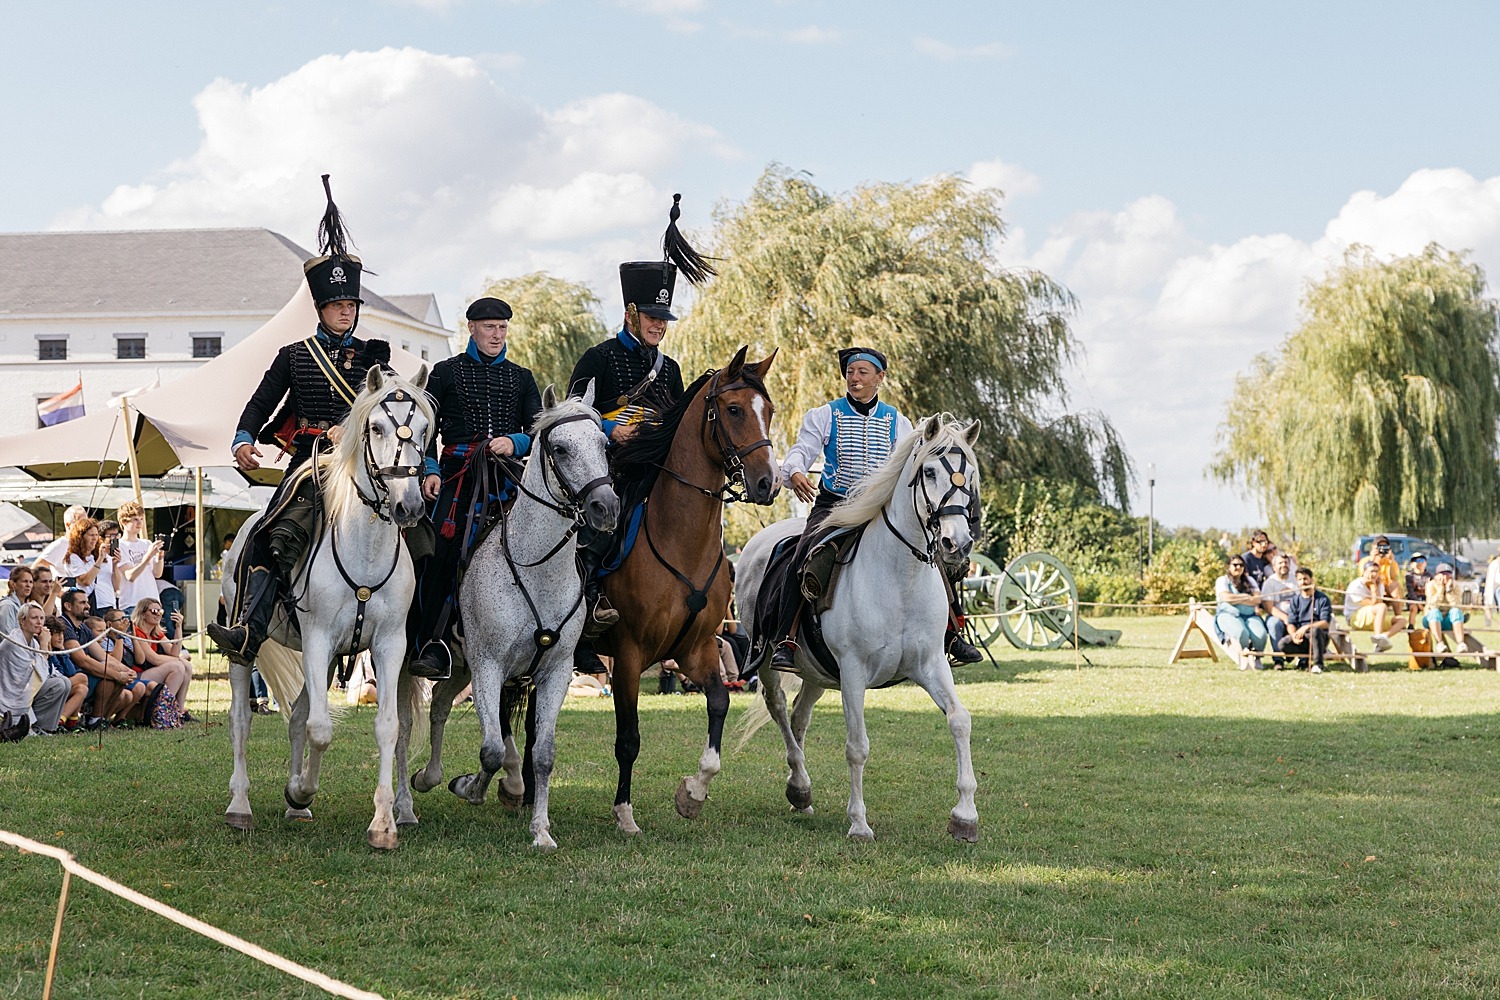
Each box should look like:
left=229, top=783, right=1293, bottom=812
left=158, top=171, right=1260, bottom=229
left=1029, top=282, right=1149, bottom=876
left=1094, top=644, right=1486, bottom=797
left=0, top=829, right=383, bottom=1000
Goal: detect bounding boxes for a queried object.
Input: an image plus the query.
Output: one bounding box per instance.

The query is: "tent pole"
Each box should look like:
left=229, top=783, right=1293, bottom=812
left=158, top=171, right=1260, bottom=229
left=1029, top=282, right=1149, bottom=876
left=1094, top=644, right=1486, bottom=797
left=194, top=467, right=205, bottom=661
left=119, top=397, right=145, bottom=511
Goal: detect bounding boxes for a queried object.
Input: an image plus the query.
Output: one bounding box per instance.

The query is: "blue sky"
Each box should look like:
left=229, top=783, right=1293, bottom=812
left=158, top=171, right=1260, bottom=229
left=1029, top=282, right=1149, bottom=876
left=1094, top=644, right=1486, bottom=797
left=5, top=1, right=1499, bottom=531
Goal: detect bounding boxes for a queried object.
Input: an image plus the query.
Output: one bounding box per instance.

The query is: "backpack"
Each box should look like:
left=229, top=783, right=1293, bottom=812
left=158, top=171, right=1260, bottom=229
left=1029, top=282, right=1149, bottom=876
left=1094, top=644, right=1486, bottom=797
left=144, top=684, right=184, bottom=730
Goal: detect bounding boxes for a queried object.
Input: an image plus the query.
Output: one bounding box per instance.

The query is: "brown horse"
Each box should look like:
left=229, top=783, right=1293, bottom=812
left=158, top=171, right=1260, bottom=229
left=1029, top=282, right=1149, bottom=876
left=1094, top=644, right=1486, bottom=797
left=598, top=345, right=778, bottom=834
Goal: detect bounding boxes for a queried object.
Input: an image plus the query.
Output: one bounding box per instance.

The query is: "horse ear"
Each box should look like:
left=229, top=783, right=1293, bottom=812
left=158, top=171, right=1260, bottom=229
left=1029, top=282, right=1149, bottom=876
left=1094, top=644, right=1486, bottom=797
left=921, top=414, right=941, bottom=441
left=365, top=365, right=385, bottom=393
left=963, top=419, right=981, bottom=447
left=748, top=348, right=778, bottom=380
left=580, top=378, right=597, bottom=409
left=725, top=345, right=748, bottom=378
left=411, top=364, right=429, bottom=392
left=542, top=383, right=558, bottom=410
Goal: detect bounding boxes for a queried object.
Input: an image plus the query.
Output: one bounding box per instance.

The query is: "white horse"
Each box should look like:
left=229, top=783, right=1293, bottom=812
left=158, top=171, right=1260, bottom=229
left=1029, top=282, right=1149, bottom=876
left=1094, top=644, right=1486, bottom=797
left=222, top=365, right=433, bottom=850
left=735, top=415, right=983, bottom=842
left=396, top=384, right=618, bottom=851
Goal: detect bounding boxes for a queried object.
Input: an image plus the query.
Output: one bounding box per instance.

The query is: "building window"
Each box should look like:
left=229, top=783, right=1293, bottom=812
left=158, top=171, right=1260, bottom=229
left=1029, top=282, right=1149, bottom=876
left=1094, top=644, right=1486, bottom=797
left=401, top=341, right=411, bottom=352
left=38, top=339, right=67, bottom=361
left=420, top=347, right=429, bottom=361
left=192, top=335, right=222, bottom=358
left=117, top=337, right=146, bottom=360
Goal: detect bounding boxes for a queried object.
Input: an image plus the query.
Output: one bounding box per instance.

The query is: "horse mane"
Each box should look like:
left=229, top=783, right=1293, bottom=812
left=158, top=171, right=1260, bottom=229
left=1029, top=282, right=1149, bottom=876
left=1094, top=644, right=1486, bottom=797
left=531, top=394, right=602, bottom=440
left=611, top=368, right=717, bottom=475
left=317, top=372, right=435, bottom=518
left=825, top=415, right=976, bottom=530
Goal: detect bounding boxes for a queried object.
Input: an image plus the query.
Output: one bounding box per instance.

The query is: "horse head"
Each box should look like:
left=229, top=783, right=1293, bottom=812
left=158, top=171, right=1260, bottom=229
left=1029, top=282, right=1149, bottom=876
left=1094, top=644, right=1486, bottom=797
left=704, top=345, right=780, bottom=505
left=913, top=415, right=982, bottom=568
left=538, top=380, right=619, bottom=534
left=351, top=364, right=433, bottom=528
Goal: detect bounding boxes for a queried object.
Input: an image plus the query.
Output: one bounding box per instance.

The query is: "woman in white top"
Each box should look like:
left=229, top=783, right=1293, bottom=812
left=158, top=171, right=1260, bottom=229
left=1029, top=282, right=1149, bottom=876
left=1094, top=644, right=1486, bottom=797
left=1214, top=554, right=1268, bottom=668
left=113, top=501, right=164, bottom=615
left=59, top=517, right=104, bottom=607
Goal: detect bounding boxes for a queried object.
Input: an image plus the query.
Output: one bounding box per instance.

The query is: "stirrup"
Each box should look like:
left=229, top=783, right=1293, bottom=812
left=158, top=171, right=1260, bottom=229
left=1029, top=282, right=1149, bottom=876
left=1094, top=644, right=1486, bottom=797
left=409, top=640, right=452, bottom=680
left=581, top=599, right=619, bottom=640
left=206, top=623, right=256, bottom=666
left=946, top=632, right=983, bottom=665
left=770, top=641, right=798, bottom=672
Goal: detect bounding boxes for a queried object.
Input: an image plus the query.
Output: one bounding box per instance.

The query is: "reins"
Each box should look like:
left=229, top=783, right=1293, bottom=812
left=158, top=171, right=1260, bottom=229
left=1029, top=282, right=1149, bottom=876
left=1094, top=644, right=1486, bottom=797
left=880, top=445, right=977, bottom=565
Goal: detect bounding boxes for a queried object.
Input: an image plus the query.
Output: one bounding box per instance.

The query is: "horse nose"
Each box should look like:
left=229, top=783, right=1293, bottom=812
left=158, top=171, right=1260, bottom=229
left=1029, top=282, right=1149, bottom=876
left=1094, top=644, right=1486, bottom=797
left=589, top=491, right=620, bottom=532
left=754, top=474, right=775, bottom=503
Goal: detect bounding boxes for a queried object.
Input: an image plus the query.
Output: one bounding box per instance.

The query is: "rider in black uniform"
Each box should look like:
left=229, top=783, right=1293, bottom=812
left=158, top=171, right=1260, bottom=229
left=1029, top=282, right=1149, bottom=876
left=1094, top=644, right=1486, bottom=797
left=407, top=297, right=543, bottom=680
left=207, top=176, right=391, bottom=666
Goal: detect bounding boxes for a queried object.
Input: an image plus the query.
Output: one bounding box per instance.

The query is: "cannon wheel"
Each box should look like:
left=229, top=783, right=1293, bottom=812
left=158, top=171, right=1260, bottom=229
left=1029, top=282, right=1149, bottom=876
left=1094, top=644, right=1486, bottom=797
left=997, top=551, right=1077, bottom=651
left=961, top=552, right=1006, bottom=648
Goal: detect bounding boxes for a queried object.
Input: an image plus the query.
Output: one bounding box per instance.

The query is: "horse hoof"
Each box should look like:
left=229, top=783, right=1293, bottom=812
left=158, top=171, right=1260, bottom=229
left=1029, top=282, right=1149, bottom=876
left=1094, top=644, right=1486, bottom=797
left=674, top=778, right=706, bottom=820
left=532, top=834, right=558, bottom=852
left=285, top=807, right=314, bottom=822
left=367, top=829, right=399, bottom=851
left=411, top=770, right=440, bottom=794
left=448, top=774, right=484, bottom=805
left=792, top=806, right=814, bottom=816
left=613, top=804, right=642, bottom=835
left=947, top=815, right=980, bottom=843
left=497, top=786, right=524, bottom=812
left=395, top=814, right=419, bottom=829
left=785, top=785, right=813, bottom=811
left=284, top=784, right=314, bottom=812
left=847, top=827, right=876, bottom=842
left=224, top=811, right=255, bottom=831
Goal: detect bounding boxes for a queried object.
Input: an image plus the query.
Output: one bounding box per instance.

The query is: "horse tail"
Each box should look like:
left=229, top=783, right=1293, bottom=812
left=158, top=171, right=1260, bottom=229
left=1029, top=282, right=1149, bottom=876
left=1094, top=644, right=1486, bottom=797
left=255, top=640, right=351, bottom=724
left=732, top=669, right=800, bottom=755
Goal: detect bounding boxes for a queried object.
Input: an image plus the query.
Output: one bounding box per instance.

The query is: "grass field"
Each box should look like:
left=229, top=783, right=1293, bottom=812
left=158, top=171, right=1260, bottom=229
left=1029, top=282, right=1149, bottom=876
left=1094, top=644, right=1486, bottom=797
left=5, top=616, right=1500, bottom=998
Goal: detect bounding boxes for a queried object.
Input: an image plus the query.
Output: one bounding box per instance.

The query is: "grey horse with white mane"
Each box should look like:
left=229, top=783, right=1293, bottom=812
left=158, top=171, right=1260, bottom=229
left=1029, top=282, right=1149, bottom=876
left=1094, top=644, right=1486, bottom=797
left=735, top=415, right=983, bottom=842
left=222, top=365, right=433, bottom=850
left=396, top=383, right=618, bottom=850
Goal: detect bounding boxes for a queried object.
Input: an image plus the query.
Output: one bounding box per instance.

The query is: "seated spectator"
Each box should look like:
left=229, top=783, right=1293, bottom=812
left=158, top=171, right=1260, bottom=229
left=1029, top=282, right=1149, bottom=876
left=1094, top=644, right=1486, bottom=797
left=31, top=505, right=87, bottom=573
left=60, top=517, right=105, bottom=610
left=1403, top=554, right=1434, bottom=670
left=1278, top=568, right=1332, bottom=673
left=1215, top=555, right=1268, bottom=669
left=30, top=565, right=59, bottom=618
left=43, top=615, right=89, bottom=731
left=87, top=613, right=149, bottom=724
left=131, top=598, right=195, bottom=719
left=1424, top=564, right=1468, bottom=668
left=114, top=502, right=163, bottom=617
left=0, top=565, right=34, bottom=635
left=1344, top=558, right=1407, bottom=652
left=0, top=602, right=70, bottom=737
left=1241, top=530, right=1273, bottom=587
left=59, top=586, right=135, bottom=730
left=1260, top=552, right=1298, bottom=667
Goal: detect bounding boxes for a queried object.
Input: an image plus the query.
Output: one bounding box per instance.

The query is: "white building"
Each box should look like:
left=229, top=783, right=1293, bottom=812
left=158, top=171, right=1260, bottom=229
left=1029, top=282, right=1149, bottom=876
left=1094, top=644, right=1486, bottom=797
left=0, top=228, right=452, bottom=435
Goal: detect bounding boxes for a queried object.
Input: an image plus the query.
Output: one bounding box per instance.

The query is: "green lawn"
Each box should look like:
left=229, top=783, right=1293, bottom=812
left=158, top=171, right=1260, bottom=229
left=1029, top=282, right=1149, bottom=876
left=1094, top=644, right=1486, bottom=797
left=4, top=616, right=1500, bottom=998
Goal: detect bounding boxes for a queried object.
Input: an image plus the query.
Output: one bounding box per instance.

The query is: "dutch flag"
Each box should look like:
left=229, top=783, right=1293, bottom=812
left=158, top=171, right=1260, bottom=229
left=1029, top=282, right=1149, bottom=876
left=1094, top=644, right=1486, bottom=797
left=38, top=382, right=85, bottom=427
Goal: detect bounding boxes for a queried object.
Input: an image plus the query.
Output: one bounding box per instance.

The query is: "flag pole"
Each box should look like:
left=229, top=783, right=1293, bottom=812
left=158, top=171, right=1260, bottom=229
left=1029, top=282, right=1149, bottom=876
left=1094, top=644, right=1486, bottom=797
left=194, top=466, right=206, bottom=661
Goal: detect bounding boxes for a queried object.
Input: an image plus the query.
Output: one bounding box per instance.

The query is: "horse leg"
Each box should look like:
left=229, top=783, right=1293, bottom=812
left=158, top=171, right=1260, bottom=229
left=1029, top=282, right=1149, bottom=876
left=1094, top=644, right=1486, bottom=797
left=840, top=682, right=875, bottom=841
left=675, top=640, right=728, bottom=820
left=411, top=668, right=468, bottom=793
left=913, top=663, right=980, bottom=843
left=611, top=648, right=645, bottom=835
left=784, top=679, right=825, bottom=813
left=365, top=634, right=404, bottom=851
left=225, top=662, right=254, bottom=830
left=286, top=635, right=334, bottom=817
left=448, top=655, right=504, bottom=806
left=494, top=682, right=526, bottom=811
left=394, top=666, right=419, bottom=827
left=284, top=685, right=313, bottom=821
left=527, top=670, right=570, bottom=852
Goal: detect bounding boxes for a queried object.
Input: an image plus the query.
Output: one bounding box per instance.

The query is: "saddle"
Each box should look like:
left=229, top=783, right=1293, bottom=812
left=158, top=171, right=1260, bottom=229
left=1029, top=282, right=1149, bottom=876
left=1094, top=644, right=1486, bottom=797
left=749, top=525, right=866, bottom=682
left=799, top=526, right=863, bottom=614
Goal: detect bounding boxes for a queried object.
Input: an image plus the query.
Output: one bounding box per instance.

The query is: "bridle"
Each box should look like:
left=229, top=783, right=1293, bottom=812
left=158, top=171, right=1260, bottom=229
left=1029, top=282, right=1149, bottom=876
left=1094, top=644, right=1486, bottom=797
left=656, top=367, right=773, bottom=504
left=881, top=445, right=978, bottom=565
left=352, top=387, right=427, bottom=523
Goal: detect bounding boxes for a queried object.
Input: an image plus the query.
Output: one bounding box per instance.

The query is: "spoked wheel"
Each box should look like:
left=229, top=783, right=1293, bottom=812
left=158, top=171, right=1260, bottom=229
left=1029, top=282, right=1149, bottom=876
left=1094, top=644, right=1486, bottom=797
left=996, top=551, right=1077, bottom=651
left=960, top=552, right=1006, bottom=648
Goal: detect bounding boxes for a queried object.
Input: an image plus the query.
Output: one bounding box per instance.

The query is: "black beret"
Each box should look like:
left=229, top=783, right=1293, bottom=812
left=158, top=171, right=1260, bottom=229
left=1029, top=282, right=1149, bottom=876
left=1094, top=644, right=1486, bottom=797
left=466, top=297, right=513, bottom=321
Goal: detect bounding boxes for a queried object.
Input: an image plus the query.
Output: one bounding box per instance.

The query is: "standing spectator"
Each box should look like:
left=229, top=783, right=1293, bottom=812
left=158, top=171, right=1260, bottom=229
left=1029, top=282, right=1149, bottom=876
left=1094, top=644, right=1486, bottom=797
left=1484, top=554, right=1500, bottom=627
left=59, top=587, right=135, bottom=729
left=1367, top=535, right=1405, bottom=612
left=1279, top=568, right=1332, bottom=673
left=113, top=502, right=163, bottom=617
left=1344, top=558, right=1407, bottom=653
left=59, top=518, right=104, bottom=608
left=1215, top=555, right=1268, bottom=669
left=1241, top=530, right=1274, bottom=587
left=1424, top=564, right=1468, bottom=668
left=0, top=565, right=34, bottom=635
left=1404, top=554, right=1434, bottom=671
left=94, top=519, right=123, bottom=612
left=31, top=505, right=87, bottom=572
left=1260, top=552, right=1298, bottom=668
left=0, top=602, right=70, bottom=737
left=131, top=598, right=196, bottom=719
left=30, top=565, right=59, bottom=618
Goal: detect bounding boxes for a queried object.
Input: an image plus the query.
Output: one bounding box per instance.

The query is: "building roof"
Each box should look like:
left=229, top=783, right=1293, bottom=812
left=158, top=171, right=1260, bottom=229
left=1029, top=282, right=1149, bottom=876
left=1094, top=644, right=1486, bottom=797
left=382, top=293, right=444, bottom=329
left=0, top=228, right=427, bottom=322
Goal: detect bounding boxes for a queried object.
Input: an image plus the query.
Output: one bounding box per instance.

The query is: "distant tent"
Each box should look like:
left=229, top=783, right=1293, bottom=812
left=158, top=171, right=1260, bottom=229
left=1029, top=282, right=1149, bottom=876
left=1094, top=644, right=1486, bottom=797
left=37, top=382, right=85, bottom=427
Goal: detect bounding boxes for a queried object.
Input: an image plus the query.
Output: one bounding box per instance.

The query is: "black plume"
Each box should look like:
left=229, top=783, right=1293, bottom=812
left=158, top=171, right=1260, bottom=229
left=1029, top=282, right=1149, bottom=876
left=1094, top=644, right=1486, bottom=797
left=317, top=173, right=353, bottom=259
left=661, top=193, right=717, bottom=286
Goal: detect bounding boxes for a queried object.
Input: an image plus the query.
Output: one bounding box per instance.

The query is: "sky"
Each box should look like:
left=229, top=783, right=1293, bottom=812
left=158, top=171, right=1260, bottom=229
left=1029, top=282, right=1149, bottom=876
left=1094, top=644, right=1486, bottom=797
left=4, top=0, right=1500, bottom=530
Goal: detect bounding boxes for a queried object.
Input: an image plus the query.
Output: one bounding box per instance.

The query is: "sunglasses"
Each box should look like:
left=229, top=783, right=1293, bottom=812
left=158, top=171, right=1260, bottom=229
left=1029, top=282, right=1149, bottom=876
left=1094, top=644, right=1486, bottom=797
left=145, top=607, right=163, bottom=614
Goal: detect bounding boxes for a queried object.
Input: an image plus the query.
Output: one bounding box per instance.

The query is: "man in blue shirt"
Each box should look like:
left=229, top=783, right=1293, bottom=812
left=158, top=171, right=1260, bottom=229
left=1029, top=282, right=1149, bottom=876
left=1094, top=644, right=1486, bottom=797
left=1279, top=567, right=1332, bottom=673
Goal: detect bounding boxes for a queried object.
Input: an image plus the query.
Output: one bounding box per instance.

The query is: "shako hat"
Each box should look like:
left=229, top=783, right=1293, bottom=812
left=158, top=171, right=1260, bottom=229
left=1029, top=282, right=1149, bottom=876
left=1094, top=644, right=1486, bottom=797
left=838, top=346, right=888, bottom=375
left=303, top=174, right=364, bottom=308
left=620, top=193, right=716, bottom=321
left=466, top=297, right=513, bottom=321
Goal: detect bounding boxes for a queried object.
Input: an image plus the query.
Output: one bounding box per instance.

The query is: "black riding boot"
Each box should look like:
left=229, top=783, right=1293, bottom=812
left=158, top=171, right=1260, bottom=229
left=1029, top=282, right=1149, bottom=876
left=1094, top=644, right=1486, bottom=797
left=409, top=636, right=453, bottom=680
left=577, top=539, right=619, bottom=640
left=207, top=564, right=279, bottom=666
left=947, top=627, right=984, bottom=664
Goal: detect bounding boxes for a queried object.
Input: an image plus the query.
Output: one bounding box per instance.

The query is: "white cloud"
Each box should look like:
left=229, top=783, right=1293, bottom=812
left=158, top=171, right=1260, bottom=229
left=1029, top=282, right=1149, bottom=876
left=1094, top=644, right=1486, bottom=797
left=913, top=37, right=1014, bottom=60
left=785, top=25, right=838, bottom=44
left=1011, top=168, right=1500, bottom=529
left=967, top=157, right=1040, bottom=199
left=59, top=47, right=735, bottom=325
left=615, top=0, right=705, bottom=32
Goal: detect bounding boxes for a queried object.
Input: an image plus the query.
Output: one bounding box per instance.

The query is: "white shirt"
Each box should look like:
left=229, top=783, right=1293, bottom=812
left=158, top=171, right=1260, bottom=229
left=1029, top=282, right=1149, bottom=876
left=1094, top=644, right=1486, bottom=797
left=35, top=535, right=68, bottom=569
left=1485, top=559, right=1500, bottom=604
left=61, top=552, right=98, bottom=599
left=115, top=538, right=158, bottom=610
left=0, top=626, right=46, bottom=722
left=781, top=402, right=915, bottom=481
left=1344, top=577, right=1383, bottom=619
left=1261, top=573, right=1298, bottom=613
left=94, top=554, right=117, bottom=609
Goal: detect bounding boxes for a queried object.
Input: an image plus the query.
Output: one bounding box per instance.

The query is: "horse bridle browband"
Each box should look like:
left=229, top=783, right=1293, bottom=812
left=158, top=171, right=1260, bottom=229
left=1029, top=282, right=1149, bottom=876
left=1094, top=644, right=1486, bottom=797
left=657, top=366, right=773, bottom=505
left=354, top=387, right=427, bottom=522
left=881, top=445, right=978, bottom=565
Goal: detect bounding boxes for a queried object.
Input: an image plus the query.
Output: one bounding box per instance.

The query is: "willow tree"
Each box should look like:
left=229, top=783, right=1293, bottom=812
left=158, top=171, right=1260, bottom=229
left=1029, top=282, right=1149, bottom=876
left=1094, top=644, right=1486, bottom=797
left=472, top=272, right=607, bottom=392
left=1214, top=244, right=1500, bottom=544
left=677, top=165, right=1130, bottom=512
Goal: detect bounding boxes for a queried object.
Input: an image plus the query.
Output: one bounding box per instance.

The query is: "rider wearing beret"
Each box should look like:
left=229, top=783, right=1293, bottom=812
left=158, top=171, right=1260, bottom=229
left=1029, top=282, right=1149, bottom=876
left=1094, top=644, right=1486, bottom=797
left=209, top=176, right=392, bottom=666
left=407, top=296, right=543, bottom=680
